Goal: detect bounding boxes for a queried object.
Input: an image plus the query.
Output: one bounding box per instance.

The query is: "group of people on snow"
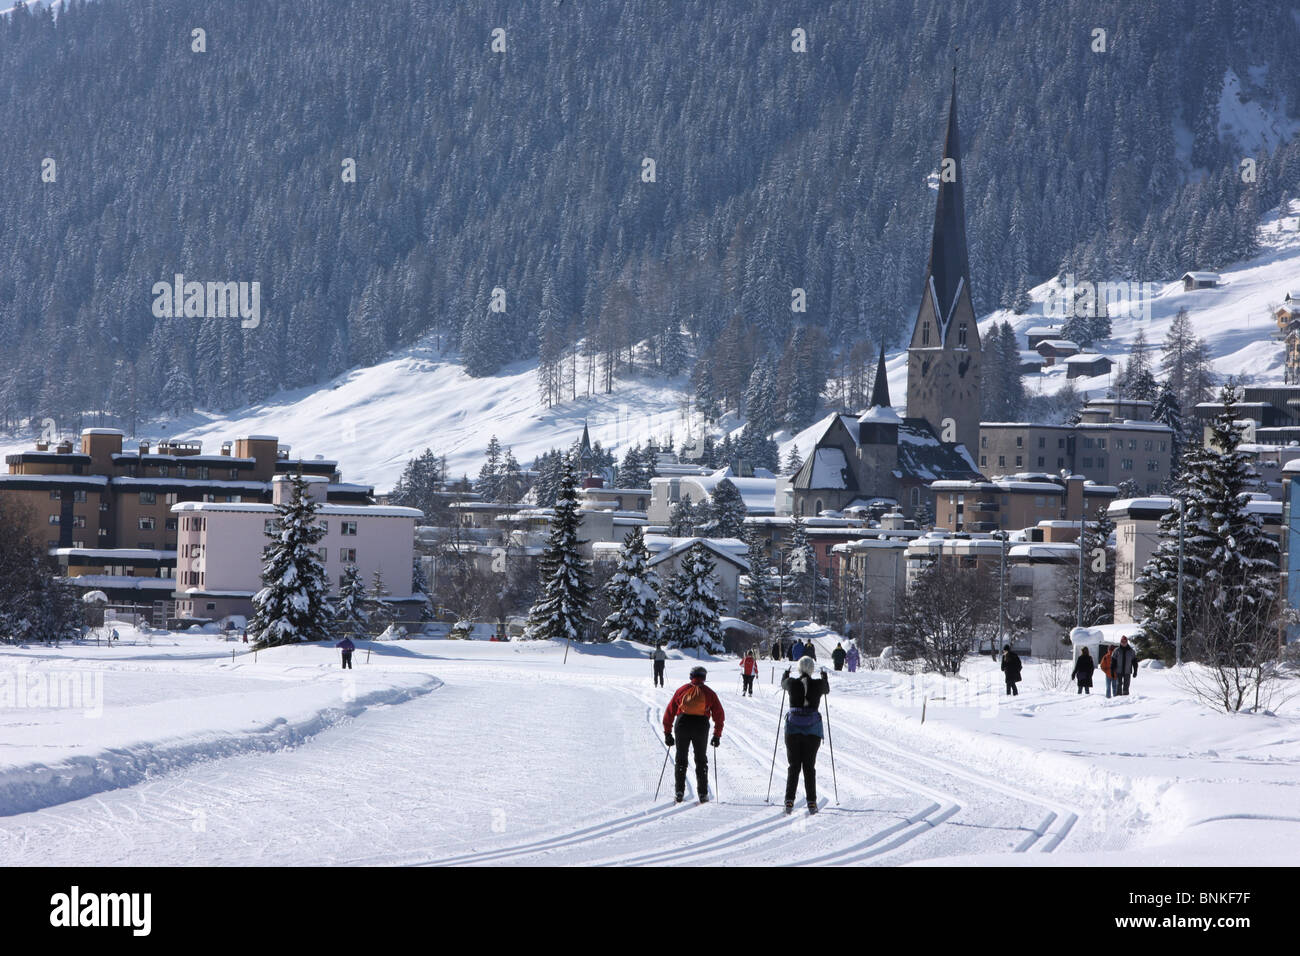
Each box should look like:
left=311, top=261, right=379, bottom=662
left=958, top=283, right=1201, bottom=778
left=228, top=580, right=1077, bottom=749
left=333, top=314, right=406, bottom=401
left=1001, top=634, right=1140, bottom=698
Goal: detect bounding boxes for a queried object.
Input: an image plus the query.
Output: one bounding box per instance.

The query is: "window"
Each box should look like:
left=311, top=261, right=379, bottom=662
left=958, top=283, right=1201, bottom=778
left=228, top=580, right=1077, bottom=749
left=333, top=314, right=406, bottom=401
left=1082, top=457, right=1093, bottom=468
left=1128, top=439, right=1137, bottom=450
left=158, top=465, right=169, bottom=477
left=138, top=541, right=155, bottom=550
left=1097, top=456, right=1105, bottom=468
left=1122, top=459, right=1133, bottom=471
left=264, top=519, right=279, bottom=534
left=139, top=491, right=156, bottom=504
left=1147, top=460, right=1160, bottom=472
left=197, top=466, right=210, bottom=479
left=958, top=323, right=968, bottom=347
left=981, top=436, right=988, bottom=448
left=340, top=548, right=357, bottom=563
left=319, top=521, right=328, bottom=533
left=1037, top=456, right=1045, bottom=467
left=49, top=490, right=61, bottom=500
left=1038, top=437, right=1045, bottom=448
left=48, top=514, right=60, bottom=525
left=980, top=456, right=987, bottom=466
left=1015, top=456, right=1022, bottom=466
left=341, top=521, right=358, bottom=536
left=165, top=518, right=177, bottom=531
left=1160, top=441, right=1168, bottom=452
left=922, top=322, right=931, bottom=346
left=98, top=528, right=108, bottom=539
left=73, top=490, right=86, bottom=503
left=1034, top=495, right=1046, bottom=507
left=1058, top=438, right=1065, bottom=449
left=998, top=456, right=1005, bottom=466
left=139, top=516, right=156, bottom=530
left=318, top=547, right=328, bottom=562
left=71, top=515, right=86, bottom=528
left=1083, top=438, right=1094, bottom=449
left=165, top=493, right=177, bottom=505
left=178, top=466, right=189, bottom=478
left=204, top=494, right=217, bottom=503
left=99, top=501, right=109, bottom=512
left=1144, top=440, right=1153, bottom=451
left=1016, top=436, right=1023, bottom=447
left=229, top=469, right=238, bottom=480
left=1097, top=438, right=1106, bottom=450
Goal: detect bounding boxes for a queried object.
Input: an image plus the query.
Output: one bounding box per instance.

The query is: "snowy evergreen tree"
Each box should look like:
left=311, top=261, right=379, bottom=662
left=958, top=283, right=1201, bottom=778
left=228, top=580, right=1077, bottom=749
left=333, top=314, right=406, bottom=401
left=1135, top=387, right=1280, bottom=664
left=912, top=500, right=934, bottom=529
left=1152, top=381, right=1184, bottom=480
left=601, top=527, right=661, bottom=644
left=477, top=436, right=505, bottom=501
left=739, top=530, right=783, bottom=642
left=249, top=474, right=334, bottom=646
left=658, top=542, right=725, bottom=654
left=783, top=446, right=804, bottom=476
left=523, top=457, right=594, bottom=641
left=1161, top=308, right=1214, bottom=415
left=667, top=496, right=702, bottom=537
left=701, top=478, right=748, bottom=538
left=367, top=567, right=396, bottom=634
left=334, top=564, right=370, bottom=637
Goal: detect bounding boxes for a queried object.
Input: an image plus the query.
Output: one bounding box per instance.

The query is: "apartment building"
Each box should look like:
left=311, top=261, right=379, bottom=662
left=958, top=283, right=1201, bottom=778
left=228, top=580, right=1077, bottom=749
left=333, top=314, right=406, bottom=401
left=930, top=473, right=1116, bottom=533
left=173, top=475, right=422, bottom=621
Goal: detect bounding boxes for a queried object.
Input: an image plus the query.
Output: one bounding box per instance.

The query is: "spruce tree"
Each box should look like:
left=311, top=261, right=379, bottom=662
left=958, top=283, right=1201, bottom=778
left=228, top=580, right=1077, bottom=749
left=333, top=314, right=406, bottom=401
left=1152, top=381, right=1183, bottom=480
left=1135, top=387, right=1279, bottom=664
left=658, top=543, right=725, bottom=654
left=703, top=477, right=748, bottom=538
left=334, top=564, right=370, bottom=637
left=668, top=496, right=701, bottom=537
left=783, top=446, right=804, bottom=476
left=601, top=527, right=661, bottom=644
left=367, top=568, right=396, bottom=634
left=524, top=457, right=594, bottom=641
left=249, top=474, right=334, bottom=646
left=739, top=531, right=779, bottom=640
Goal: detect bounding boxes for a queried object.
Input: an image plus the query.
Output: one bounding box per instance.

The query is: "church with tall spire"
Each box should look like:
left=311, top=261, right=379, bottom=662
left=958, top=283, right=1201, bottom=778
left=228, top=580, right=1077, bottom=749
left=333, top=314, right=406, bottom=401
left=783, top=72, right=982, bottom=519
left=905, top=71, right=981, bottom=454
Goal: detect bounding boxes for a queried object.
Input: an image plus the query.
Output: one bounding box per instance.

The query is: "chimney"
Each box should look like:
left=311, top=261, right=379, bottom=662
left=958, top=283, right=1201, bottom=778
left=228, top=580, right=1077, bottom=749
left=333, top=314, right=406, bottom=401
left=221, top=441, right=232, bottom=457
left=1064, top=475, right=1084, bottom=522
left=139, top=441, right=150, bottom=456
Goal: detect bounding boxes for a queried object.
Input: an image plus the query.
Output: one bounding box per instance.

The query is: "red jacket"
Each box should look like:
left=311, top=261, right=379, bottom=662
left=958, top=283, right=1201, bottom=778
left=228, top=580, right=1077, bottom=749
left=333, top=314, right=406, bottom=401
left=741, top=655, right=758, bottom=675
left=663, top=679, right=725, bottom=737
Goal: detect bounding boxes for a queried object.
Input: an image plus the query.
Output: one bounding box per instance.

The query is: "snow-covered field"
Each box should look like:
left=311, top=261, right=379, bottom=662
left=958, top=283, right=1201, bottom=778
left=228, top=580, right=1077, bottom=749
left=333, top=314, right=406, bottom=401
left=1, top=632, right=1295, bottom=866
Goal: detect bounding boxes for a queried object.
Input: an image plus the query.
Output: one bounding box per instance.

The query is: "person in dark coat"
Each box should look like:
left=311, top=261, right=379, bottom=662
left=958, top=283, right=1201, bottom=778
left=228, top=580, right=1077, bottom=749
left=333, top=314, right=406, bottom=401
left=651, top=641, right=667, bottom=687
left=662, top=665, right=725, bottom=804
left=1000, top=644, right=1022, bottom=695
left=1112, top=635, right=1138, bottom=695
left=336, top=636, right=355, bottom=670
left=781, top=656, right=830, bottom=815
left=791, top=640, right=805, bottom=661
left=771, top=639, right=782, bottom=661
left=831, top=643, right=847, bottom=671
left=804, top=641, right=817, bottom=661
left=1071, top=646, right=1095, bottom=694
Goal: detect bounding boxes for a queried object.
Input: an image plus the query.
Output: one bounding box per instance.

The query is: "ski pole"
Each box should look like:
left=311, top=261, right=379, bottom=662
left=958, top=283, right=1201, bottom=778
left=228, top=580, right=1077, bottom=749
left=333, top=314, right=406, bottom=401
left=765, top=687, right=787, bottom=803
left=654, top=741, right=671, bottom=801
left=713, top=738, right=720, bottom=803
left=823, top=687, right=839, bottom=805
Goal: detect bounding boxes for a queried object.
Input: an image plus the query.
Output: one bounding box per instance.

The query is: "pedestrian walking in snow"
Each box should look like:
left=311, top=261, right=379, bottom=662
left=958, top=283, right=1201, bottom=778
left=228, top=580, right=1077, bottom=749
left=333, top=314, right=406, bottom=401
left=740, top=650, right=758, bottom=697
left=1000, top=645, right=1022, bottom=696
left=787, top=642, right=796, bottom=662
left=781, top=657, right=830, bottom=814
left=336, top=636, right=355, bottom=670
left=771, top=639, right=781, bottom=661
left=804, top=641, right=816, bottom=661
left=846, top=644, right=860, bottom=673
left=791, top=639, right=805, bottom=661
left=1071, top=646, right=1095, bottom=695
left=1099, top=647, right=1117, bottom=698
left=652, top=641, right=667, bottom=687
left=831, top=642, right=846, bottom=671
left=1112, top=635, right=1138, bottom=695
left=662, top=665, right=725, bottom=804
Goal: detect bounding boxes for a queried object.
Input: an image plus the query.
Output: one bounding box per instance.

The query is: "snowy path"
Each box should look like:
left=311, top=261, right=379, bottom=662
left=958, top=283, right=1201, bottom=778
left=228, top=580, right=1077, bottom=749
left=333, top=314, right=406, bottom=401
left=0, top=646, right=1115, bottom=866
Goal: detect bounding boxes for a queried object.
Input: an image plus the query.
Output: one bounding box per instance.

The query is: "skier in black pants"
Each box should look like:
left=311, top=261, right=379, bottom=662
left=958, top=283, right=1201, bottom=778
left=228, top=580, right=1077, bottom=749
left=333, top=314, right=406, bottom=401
left=651, top=641, right=667, bottom=687
left=336, top=636, right=355, bottom=670
left=662, top=665, right=725, bottom=804
left=781, top=656, right=830, bottom=815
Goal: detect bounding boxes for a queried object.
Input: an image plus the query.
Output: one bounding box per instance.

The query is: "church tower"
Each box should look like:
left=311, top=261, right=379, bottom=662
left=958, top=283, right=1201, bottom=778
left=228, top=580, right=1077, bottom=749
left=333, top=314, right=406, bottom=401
left=906, top=71, right=981, bottom=456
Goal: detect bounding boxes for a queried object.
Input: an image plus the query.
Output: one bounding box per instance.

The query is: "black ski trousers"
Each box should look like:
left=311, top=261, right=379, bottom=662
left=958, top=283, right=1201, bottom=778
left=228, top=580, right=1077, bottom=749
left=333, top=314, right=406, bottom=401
left=784, top=733, right=821, bottom=804
left=674, top=714, right=710, bottom=795
left=742, top=673, right=755, bottom=695
left=653, top=661, right=665, bottom=686
left=341, top=651, right=353, bottom=670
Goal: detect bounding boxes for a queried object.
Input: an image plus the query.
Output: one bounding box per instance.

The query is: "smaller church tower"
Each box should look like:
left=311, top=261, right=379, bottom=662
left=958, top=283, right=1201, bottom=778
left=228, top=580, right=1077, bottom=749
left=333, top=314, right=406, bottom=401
left=906, top=70, right=981, bottom=455
left=856, top=344, right=900, bottom=495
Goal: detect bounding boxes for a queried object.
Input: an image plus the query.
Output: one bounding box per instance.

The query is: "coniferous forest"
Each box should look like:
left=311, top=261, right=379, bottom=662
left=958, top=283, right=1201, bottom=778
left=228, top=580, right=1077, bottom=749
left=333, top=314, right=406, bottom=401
left=1, top=0, right=1298, bottom=433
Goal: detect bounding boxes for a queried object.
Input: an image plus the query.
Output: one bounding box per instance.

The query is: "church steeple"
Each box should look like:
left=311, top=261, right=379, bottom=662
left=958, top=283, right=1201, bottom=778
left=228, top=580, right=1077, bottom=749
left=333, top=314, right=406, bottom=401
left=923, top=71, right=972, bottom=335
left=869, top=342, right=891, bottom=409
left=905, top=65, right=982, bottom=456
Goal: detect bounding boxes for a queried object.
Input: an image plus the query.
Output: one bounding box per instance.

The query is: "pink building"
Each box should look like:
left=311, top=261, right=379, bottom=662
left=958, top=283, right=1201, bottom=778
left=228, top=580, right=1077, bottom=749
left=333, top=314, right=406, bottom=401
left=173, top=475, right=423, bottom=622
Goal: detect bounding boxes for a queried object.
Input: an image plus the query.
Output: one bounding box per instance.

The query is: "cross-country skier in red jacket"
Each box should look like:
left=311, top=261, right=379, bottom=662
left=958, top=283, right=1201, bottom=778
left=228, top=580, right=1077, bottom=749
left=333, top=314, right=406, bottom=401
left=740, top=651, right=758, bottom=697
left=662, top=665, right=725, bottom=804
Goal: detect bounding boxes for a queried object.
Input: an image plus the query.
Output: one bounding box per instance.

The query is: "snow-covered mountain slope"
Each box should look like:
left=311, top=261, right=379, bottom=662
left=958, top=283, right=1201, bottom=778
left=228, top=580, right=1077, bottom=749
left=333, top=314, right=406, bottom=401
left=10, top=206, right=1300, bottom=493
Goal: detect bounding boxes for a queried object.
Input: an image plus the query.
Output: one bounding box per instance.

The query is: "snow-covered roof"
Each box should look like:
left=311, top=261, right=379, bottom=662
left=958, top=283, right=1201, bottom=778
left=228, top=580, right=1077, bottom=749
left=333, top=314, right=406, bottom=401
left=1008, top=543, right=1079, bottom=560
left=1063, top=352, right=1112, bottom=364
left=1106, top=496, right=1175, bottom=518
left=0, top=474, right=108, bottom=486
left=1018, top=350, right=1045, bottom=362
left=172, top=502, right=422, bottom=518
left=808, top=447, right=851, bottom=489
left=54, top=548, right=176, bottom=560
left=859, top=405, right=902, bottom=424
left=684, top=469, right=778, bottom=513
left=1037, top=339, right=1080, bottom=350
left=1182, top=271, right=1221, bottom=282
left=1024, top=326, right=1060, bottom=335
left=644, top=536, right=751, bottom=572
left=62, top=575, right=178, bottom=590
left=80, top=428, right=125, bottom=436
